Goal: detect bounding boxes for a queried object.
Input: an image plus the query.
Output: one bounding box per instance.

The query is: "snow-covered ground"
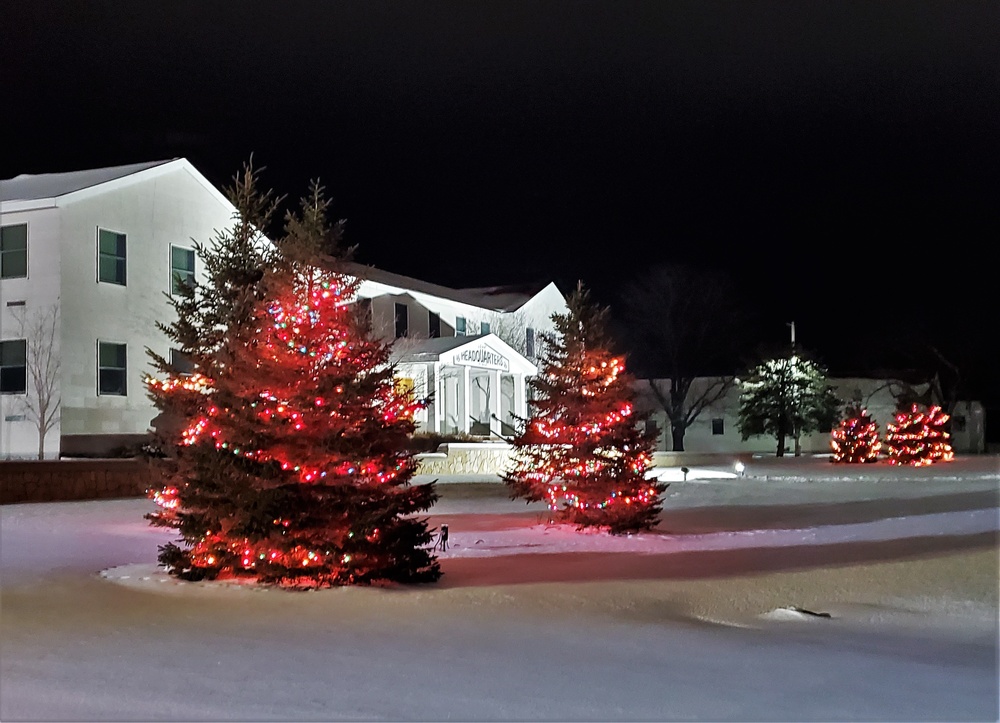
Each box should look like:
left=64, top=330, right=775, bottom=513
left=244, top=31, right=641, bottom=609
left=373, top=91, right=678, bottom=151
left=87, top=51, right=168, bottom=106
left=2, top=455, right=997, bottom=721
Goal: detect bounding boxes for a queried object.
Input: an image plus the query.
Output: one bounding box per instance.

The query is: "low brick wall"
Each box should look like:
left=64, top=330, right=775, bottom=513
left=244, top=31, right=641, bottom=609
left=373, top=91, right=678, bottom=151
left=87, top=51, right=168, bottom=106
left=0, top=459, right=156, bottom=505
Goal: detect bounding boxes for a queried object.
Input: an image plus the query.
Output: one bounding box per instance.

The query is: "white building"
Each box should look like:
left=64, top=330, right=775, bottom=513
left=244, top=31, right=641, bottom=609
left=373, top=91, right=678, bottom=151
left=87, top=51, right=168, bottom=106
left=634, top=376, right=986, bottom=456
left=1, top=159, right=567, bottom=459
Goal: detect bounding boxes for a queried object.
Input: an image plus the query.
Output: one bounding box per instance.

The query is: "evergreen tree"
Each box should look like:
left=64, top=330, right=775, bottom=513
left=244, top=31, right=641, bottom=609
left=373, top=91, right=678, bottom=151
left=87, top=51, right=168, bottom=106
left=884, top=404, right=955, bottom=466
left=503, top=283, right=664, bottom=534
left=737, top=354, right=840, bottom=457
left=830, top=405, right=882, bottom=463
left=146, top=168, right=440, bottom=588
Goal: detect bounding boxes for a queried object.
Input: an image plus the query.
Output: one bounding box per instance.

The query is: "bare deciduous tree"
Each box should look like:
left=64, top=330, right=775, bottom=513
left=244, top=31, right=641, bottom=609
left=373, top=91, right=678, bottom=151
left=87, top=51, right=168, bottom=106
left=619, top=264, right=749, bottom=452
left=14, top=303, right=61, bottom=459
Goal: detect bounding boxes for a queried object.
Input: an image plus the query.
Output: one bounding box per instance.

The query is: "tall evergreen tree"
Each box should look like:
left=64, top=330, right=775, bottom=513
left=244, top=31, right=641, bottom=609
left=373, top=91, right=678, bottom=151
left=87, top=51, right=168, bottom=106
left=737, top=354, right=840, bottom=457
left=146, top=166, right=440, bottom=588
left=503, top=283, right=663, bottom=534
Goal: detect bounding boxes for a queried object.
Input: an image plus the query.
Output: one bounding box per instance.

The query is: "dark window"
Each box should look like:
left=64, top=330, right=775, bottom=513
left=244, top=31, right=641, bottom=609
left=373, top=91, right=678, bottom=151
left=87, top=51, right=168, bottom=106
left=428, top=311, right=441, bottom=338
left=952, top=415, right=967, bottom=432
left=481, top=321, right=490, bottom=334
left=525, top=328, right=535, bottom=358
left=98, top=341, right=127, bottom=396
left=170, top=246, right=195, bottom=294
left=394, top=303, right=408, bottom=338
left=1, top=224, right=28, bottom=279
left=170, top=349, right=195, bottom=375
left=0, top=339, right=27, bottom=394
left=712, top=418, right=725, bottom=435
left=455, top=316, right=466, bottom=336
left=356, top=298, right=372, bottom=331
left=98, top=229, right=127, bottom=285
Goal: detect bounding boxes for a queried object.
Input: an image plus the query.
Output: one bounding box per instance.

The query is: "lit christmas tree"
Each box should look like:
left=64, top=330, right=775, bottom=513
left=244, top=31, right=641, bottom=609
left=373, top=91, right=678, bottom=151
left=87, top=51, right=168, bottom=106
left=830, top=406, right=882, bottom=463
left=883, top=404, right=955, bottom=466
left=503, top=283, right=664, bottom=534
left=737, top=354, right=840, bottom=457
left=146, top=172, right=440, bottom=588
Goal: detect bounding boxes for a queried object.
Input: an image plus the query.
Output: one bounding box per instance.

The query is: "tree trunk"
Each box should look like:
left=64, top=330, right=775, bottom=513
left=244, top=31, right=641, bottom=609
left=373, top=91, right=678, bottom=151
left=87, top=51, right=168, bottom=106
left=671, top=425, right=685, bottom=452
left=775, top=432, right=786, bottom=457
left=37, top=431, right=45, bottom=460
left=793, top=435, right=802, bottom=457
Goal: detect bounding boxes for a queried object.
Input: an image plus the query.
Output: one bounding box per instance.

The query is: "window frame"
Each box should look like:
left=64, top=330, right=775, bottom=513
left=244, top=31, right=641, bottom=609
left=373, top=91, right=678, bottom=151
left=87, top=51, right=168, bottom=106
left=0, top=223, right=28, bottom=280
left=525, top=327, right=535, bottom=358
left=428, top=311, right=441, bottom=338
left=169, top=245, right=196, bottom=295
left=0, top=338, right=28, bottom=395
left=97, top=340, right=128, bottom=396
left=455, top=316, right=466, bottom=336
left=481, top=321, right=491, bottom=335
left=711, top=418, right=725, bottom=435
left=97, top=227, right=127, bottom=286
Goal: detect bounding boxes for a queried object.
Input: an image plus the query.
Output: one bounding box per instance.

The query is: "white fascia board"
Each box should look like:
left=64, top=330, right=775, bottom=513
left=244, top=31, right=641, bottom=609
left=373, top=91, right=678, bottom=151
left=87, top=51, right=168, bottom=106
left=1, top=198, right=58, bottom=214
left=438, top=333, right=538, bottom=376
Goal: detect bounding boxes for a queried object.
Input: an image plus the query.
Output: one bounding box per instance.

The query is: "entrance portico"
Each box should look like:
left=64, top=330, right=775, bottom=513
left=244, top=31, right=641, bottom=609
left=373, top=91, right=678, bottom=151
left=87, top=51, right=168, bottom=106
left=393, top=333, right=537, bottom=438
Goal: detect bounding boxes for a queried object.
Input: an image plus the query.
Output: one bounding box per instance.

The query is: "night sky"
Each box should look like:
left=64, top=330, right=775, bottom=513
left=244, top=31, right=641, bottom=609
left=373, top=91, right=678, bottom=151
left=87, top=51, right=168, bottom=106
left=4, top=3, right=998, bottom=407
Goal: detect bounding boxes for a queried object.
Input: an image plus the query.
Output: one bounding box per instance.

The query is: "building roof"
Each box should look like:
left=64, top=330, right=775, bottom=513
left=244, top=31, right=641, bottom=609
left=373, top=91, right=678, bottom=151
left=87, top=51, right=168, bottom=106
left=455, top=282, right=549, bottom=312
left=0, top=159, right=176, bottom=202
left=393, top=334, right=490, bottom=359
left=347, top=261, right=539, bottom=312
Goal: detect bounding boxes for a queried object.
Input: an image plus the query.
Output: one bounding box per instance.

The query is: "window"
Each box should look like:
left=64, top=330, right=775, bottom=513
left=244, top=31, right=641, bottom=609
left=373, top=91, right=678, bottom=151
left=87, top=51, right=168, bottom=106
left=170, top=349, right=195, bottom=375
left=98, top=229, right=126, bottom=285
left=428, top=311, right=441, bottom=338
left=455, top=316, right=466, bottom=336
left=394, top=303, right=408, bottom=339
left=481, top=321, right=490, bottom=335
left=0, top=339, right=27, bottom=394
left=952, top=415, right=967, bottom=432
left=1, top=224, right=28, bottom=279
left=98, top=341, right=127, bottom=396
left=525, top=327, right=535, bottom=358
left=170, top=246, right=195, bottom=294
left=711, top=418, right=725, bottom=435
left=356, top=298, right=372, bottom=331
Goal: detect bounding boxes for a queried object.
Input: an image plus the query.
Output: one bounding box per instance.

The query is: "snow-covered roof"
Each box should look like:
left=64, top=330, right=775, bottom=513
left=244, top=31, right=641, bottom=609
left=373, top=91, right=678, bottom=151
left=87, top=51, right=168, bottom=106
left=348, top=262, right=541, bottom=312
left=0, top=159, right=176, bottom=202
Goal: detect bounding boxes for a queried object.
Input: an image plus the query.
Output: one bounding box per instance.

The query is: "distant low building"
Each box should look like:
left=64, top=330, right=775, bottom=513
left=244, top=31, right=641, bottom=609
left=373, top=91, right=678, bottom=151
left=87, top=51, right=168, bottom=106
left=634, top=376, right=985, bottom=456
left=0, top=159, right=566, bottom=459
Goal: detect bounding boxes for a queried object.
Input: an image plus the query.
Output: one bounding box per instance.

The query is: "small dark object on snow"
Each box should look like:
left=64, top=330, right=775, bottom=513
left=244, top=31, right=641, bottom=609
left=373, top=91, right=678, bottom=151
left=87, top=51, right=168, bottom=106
left=434, top=524, right=449, bottom=552
left=790, top=606, right=831, bottom=618
left=680, top=467, right=690, bottom=481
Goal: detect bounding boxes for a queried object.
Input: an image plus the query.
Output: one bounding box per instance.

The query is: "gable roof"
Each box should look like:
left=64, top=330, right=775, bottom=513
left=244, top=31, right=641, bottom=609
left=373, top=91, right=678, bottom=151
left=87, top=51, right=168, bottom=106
left=1, top=159, right=176, bottom=202
left=348, top=261, right=550, bottom=313
left=391, top=333, right=537, bottom=375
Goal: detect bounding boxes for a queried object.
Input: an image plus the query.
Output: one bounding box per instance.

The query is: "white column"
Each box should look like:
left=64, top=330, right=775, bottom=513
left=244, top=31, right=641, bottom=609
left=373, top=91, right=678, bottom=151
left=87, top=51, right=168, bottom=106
left=490, top=368, right=502, bottom=436
left=462, top=365, right=471, bottom=434
left=514, top=373, right=525, bottom=421
left=433, top=362, right=442, bottom=433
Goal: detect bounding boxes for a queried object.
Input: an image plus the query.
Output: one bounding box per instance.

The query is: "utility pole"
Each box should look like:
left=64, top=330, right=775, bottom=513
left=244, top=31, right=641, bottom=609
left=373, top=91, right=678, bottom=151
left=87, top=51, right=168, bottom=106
left=788, top=320, right=796, bottom=354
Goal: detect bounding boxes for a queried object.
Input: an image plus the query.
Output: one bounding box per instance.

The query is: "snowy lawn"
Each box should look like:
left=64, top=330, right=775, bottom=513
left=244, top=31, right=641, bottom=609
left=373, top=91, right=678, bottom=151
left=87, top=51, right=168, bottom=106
left=1, top=455, right=997, bottom=721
